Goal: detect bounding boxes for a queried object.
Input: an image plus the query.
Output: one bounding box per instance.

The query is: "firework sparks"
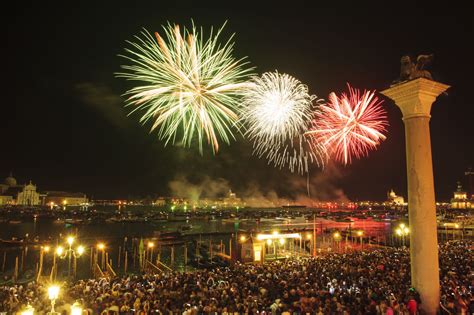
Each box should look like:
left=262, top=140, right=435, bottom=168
left=241, top=71, right=326, bottom=173
left=306, top=84, right=388, bottom=165
left=117, top=22, right=253, bottom=153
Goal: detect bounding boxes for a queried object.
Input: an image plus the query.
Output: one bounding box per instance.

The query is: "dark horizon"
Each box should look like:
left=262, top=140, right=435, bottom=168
left=3, top=2, right=473, bottom=202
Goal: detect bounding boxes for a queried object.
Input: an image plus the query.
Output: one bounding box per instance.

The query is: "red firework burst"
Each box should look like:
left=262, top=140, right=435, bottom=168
left=306, top=84, right=388, bottom=165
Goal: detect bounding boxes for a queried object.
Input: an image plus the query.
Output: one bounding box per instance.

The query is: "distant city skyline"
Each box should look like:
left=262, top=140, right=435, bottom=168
left=0, top=171, right=471, bottom=203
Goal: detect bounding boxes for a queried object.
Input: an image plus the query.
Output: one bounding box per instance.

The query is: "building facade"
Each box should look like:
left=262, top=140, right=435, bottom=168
left=16, top=181, right=41, bottom=206
left=0, top=174, right=42, bottom=206
left=450, top=182, right=473, bottom=209
left=44, top=191, right=88, bottom=206
left=387, top=189, right=405, bottom=205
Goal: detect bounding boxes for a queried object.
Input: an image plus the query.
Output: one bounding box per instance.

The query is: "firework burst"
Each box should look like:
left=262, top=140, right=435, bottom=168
left=117, top=22, right=253, bottom=153
left=241, top=71, right=326, bottom=173
left=306, top=84, right=388, bottom=165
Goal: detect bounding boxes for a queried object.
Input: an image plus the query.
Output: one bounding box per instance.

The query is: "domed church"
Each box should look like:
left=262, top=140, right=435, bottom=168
left=0, top=173, right=42, bottom=206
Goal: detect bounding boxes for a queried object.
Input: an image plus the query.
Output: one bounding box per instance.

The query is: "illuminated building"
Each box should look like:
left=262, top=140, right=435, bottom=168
left=450, top=182, right=473, bottom=209
left=0, top=174, right=42, bottom=206
left=387, top=189, right=405, bottom=205
left=17, top=181, right=41, bottom=205
left=44, top=191, right=88, bottom=206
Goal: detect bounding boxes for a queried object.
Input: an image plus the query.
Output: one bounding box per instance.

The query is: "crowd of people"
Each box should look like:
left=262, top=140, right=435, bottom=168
left=1, top=241, right=472, bottom=314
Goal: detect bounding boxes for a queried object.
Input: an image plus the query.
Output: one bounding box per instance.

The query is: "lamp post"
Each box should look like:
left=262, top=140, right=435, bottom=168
left=70, top=301, right=83, bottom=315
left=266, top=239, right=273, bottom=259
left=148, top=242, right=155, bottom=263
left=97, top=243, right=105, bottom=270
left=333, top=232, right=341, bottom=252
left=279, top=238, right=286, bottom=258
left=395, top=228, right=402, bottom=246
left=66, top=236, right=74, bottom=276
left=395, top=224, right=410, bottom=247
left=453, top=223, right=459, bottom=240
left=48, top=285, right=60, bottom=314
left=306, top=233, right=312, bottom=256
left=357, top=230, right=364, bottom=249
left=55, top=236, right=84, bottom=279
left=20, top=304, right=34, bottom=315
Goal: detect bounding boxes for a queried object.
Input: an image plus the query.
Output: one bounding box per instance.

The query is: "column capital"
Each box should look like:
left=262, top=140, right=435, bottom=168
left=381, top=78, right=450, bottom=120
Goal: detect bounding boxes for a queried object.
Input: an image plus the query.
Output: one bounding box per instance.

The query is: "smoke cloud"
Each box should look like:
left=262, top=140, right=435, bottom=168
left=167, top=163, right=348, bottom=207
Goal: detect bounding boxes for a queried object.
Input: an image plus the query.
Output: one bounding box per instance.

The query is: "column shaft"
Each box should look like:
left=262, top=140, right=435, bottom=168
left=403, top=116, right=439, bottom=314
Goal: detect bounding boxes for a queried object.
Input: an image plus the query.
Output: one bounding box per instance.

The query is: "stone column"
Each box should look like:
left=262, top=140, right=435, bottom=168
left=381, top=78, right=449, bottom=314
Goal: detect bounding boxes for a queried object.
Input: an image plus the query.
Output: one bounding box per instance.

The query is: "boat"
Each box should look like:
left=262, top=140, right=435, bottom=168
left=179, top=224, right=193, bottom=232
left=154, top=230, right=182, bottom=239
left=0, top=238, right=24, bottom=247
left=222, top=218, right=241, bottom=223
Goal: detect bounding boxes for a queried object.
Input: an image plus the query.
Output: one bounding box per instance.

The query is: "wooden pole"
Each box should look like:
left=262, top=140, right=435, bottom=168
left=124, top=251, right=128, bottom=274
left=1, top=251, right=6, bottom=272
left=53, top=252, right=57, bottom=281
left=14, top=256, right=19, bottom=283
left=90, top=247, right=94, bottom=271
left=20, top=248, right=25, bottom=272
left=37, top=249, right=44, bottom=282
left=170, top=246, right=175, bottom=266
left=313, top=214, right=317, bottom=257
left=299, top=236, right=302, bottom=256
left=184, top=244, right=188, bottom=272
left=133, top=245, right=136, bottom=269
left=118, top=246, right=121, bottom=269
left=210, top=239, right=213, bottom=262
left=73, top=255, right=77, bottom=278
left=196, top=239, right=200, bottom=267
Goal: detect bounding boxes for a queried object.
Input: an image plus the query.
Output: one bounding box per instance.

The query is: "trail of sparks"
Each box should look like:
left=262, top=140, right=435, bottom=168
left=306, top=84, right=388, bottom=165
left=117, top=22, right=253, bottom=153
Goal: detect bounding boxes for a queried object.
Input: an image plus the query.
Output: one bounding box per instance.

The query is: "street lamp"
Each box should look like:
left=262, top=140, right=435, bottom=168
left=239, top=235, right=247, bottom=243
left=148, top=242, right=155, bottom=262
left=70, top=301, right=83, bottom=315
left=266, top=239, right=274, bottom=258
left=333, top=232, right=341, bottom=251
left=20, top=304, right=34, bottom=315
left=56, top=236, right=84, bottom=278
left=97, top=243, right=106, bottom=269
left=48, top=285, right=60, bottom=314
left=395, top=224, right=409, bottom=246
left=356, top=230, right=364, bottom=248
left=67, top=236, right=74, bottom=246
left=453, top=223, right=459, bottom=240
left=56, top=246, right=64, bottom=256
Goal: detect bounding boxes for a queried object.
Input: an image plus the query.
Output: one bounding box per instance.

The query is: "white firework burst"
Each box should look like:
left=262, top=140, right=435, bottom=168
left=241, top=71, right=326, bottom=173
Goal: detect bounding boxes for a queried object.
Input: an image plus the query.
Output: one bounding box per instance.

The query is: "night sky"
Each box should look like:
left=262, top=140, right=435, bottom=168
left=3, top=2, right=473, bottom=201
